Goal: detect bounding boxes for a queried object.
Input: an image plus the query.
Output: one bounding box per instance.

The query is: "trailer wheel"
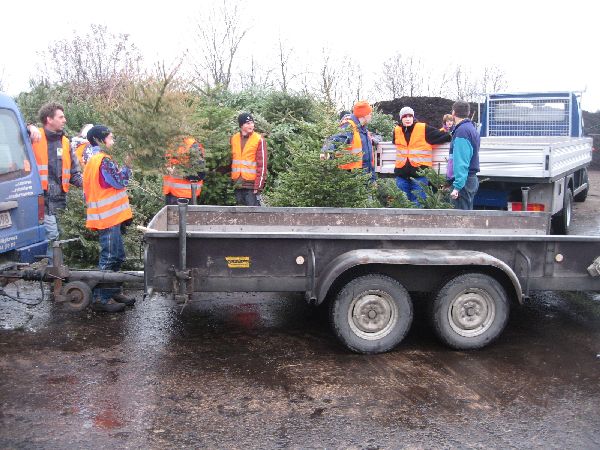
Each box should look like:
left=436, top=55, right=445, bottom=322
left=432, top=273, right=509, bottom=350
left=61, top=281, right=92, bottom=312
left=330, top=274, right=413, bottom=354
left=552, top=187, right=573, bottom=235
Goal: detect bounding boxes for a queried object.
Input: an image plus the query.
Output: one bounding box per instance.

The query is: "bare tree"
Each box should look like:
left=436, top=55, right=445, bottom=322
left=404, top=56, right=423, bottom=97
left=479, top=65, right=507, bottom=94
left=319, top=51, right=338, bottom=107
left=276, top=36, right=293, bottom=93
left=376, top=53, right=405, bottom=100
left=192, top=0, right=248, bottom=90
left=37, top=24, right=142, bottom=100
left=239, top=56, right=273, bottom=90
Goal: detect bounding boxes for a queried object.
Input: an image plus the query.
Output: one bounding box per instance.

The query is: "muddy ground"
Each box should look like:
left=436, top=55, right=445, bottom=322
left=1, top=174, right=600, bottom=449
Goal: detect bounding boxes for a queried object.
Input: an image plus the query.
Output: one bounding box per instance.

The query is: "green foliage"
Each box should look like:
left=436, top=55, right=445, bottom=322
left=375, top=178, right=415, bottom=208
left=15, top=83, right=102, bottom=136
left=105, top=71, right=198, bottom=173
left=193, top=88, right=239, bottom=205
left=268, top=147, right=376, bottom=208
left=369, top=110, right=395, bottom=140
left=415, top=167, right=453, bottom=209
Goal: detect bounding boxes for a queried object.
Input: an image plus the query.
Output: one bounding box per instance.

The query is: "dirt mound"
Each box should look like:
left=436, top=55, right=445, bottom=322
left=375, top=96, right=479, bottom=127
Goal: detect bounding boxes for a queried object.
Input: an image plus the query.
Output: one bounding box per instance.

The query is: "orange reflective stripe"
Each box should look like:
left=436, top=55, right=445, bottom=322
left=32, top=130, right=72, bottom=191
left=83, top=152, right=132, bottom=230
left=231, top=132, right=261, bottom=181
left=338, top=119, right=363, bottom=170
left=394, top=123, right=433, bottom=168
left=162, top=175, right=203, bottom=198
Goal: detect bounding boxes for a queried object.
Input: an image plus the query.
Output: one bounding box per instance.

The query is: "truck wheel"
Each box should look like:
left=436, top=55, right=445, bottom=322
left=61, top=281, right=92, bottom=312
left=552, top=188, right=573, bottom=235
left=574, top=169, right=589, bottom=202
left=431, top=273, right=509, bottom=350
left=330, top=274, right=413, bottom=354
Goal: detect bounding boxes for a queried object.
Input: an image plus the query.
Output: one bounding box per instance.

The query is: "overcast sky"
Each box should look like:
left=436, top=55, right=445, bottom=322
left=2, top=0, right=599, bottom=112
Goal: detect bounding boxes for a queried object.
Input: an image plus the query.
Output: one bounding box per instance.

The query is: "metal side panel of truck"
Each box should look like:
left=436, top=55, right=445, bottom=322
left=0, top=93, right=46, bottom=263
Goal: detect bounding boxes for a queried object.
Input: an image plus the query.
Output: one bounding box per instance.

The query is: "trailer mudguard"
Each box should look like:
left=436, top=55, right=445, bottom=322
left=315, top=249, right=523, bottom=304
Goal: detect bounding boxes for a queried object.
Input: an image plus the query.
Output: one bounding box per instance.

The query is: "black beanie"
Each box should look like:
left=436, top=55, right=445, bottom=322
left=238, top=113, right=254, bottom=127
left=87, top=125, right=111, bottom=145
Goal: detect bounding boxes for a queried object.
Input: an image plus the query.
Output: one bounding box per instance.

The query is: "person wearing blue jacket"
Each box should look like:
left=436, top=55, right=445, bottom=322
left=323, top=102, right=377, bottom=183
left=447, top=100, right=480, bottom=209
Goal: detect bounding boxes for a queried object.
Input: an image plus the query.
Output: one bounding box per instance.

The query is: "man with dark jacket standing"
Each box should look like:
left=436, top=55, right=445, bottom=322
left=447, top=100, right=480, bottom=210
left=30, top=103, right=83, bottom=262
left=393, top=107, right=451, bottom=205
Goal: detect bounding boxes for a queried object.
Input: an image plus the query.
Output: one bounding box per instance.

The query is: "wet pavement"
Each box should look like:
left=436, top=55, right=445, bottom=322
left=2, top=173, right=600, bottom=449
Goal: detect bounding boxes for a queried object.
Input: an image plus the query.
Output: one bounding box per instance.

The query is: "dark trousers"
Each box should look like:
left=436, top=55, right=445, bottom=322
left=235, top=189, right=260, bottom=206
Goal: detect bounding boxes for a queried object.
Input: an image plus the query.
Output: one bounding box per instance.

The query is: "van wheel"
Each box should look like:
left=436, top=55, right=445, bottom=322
left=552, top=187, right=573, bottom=235
left=431, top=273, right=509, bottom=350
left=330, top=274, right=413, bottom=354
left=61, top=281, right=92, bottom=312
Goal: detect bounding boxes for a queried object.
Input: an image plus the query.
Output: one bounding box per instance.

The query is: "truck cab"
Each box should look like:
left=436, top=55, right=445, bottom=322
left=0, top=93, right=47, bottom=264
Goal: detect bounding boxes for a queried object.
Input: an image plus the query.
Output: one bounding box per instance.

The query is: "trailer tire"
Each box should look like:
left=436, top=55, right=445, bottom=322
left=432, top=273, right=509, bottom=350
left=62, top=281, right=92, bottom=312
left=330, top=274, right=413, bottom=354
left=552, top=187, right=573, bottom=235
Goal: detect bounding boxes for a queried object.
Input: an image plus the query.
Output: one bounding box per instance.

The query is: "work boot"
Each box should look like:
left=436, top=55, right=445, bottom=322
left=92, top=299, right=126, bottom=313
left=112, top=293, right=136, bottom=306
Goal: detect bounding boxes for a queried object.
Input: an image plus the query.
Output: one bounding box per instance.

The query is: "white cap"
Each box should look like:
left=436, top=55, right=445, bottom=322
left=399, top=107, right=415, bottom=118
left=80, top=123, right=94, bottom=139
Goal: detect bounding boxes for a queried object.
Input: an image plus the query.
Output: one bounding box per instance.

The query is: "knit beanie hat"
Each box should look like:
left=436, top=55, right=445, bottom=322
left=238, top=113, right=254, bottom=127
left=87, top=125, right=111, bottom=145
left=399, top=106, right=415, bottom=118
left=352, top=101, right=373, bottom=118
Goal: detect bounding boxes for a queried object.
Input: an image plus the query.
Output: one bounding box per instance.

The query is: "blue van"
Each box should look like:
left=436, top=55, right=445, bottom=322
left=0, top=93, right=47, bottom=264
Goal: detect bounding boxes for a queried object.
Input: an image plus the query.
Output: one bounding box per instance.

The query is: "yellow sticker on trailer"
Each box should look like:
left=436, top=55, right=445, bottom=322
left=225, top=256, right=250, bottom=268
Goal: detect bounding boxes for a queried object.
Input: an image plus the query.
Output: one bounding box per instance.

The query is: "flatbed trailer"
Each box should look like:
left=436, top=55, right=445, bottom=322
left=141, top=203, right=600, bottom=353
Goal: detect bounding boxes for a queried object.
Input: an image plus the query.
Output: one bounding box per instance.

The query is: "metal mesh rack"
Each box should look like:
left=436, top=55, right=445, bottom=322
left=487, top=96, right=571, bottom=137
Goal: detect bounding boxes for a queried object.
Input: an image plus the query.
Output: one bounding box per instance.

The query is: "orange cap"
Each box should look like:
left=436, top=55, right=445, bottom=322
left=353, top=101, right=373, bottom=118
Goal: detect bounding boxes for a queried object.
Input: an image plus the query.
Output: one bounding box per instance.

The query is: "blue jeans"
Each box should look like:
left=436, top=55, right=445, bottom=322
left=43, top=214, right=59, bottom=262
left=453, top=174, right=479, bottom=210
left=94, top=224, right=126, bottom=303
left=395, top=176, right=427, bottom=206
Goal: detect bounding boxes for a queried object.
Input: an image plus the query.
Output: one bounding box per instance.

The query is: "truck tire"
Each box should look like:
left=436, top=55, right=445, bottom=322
left=552, top=187, right=573, bottom=235
left=431, top=273, right=509, bottom=350
left=330, top=274, right=413, bottom=354
left=61, top=281, right=92, bottom=312
left=574, top=169, right=589, bottom=202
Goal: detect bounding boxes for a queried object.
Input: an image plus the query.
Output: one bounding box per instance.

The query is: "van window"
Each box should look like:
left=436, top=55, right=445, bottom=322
left=0, top=108, right=31, bottom=182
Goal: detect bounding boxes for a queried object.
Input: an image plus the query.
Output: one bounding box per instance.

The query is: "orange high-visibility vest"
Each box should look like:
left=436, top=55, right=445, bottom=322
left=394, top=123, right=433, bottom=168
left=32, top=128, right=72, bottom=192
left=83, top=152, right=132, bottom=231
left=163, top=138, right=205, bottom=199
left=338, top=119, right=363, bottom=170
left=231, top=132, right=261, bottom=181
